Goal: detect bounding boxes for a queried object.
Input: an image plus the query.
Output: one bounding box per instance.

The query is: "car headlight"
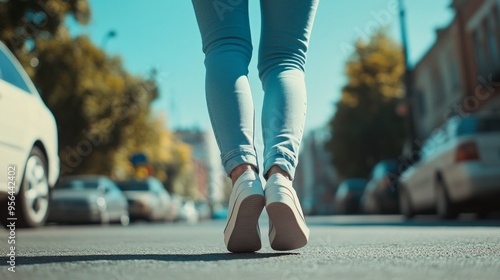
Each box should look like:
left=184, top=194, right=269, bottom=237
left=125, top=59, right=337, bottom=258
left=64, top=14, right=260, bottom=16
left=96, top=197, right=106, bottom=208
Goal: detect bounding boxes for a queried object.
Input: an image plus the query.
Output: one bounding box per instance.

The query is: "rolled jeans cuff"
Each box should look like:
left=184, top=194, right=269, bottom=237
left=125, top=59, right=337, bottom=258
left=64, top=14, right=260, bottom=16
left=222, top=147, right=259, bottom=177
left=263, top=149, right=298, bottom=180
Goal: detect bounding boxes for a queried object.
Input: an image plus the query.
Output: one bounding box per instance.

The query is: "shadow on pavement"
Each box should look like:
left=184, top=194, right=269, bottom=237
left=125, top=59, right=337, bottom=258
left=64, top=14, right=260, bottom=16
left=0, top=252, right=298, bottom=266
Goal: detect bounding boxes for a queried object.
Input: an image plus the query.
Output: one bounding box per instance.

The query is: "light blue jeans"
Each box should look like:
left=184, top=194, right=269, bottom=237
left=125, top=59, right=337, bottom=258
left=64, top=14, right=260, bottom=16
left=192, top=0, right=319, bottom=180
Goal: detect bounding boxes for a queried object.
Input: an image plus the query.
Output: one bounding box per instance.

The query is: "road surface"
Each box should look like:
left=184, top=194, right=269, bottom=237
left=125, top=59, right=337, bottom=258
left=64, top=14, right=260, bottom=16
left=1, top=215, right=500, bottom=280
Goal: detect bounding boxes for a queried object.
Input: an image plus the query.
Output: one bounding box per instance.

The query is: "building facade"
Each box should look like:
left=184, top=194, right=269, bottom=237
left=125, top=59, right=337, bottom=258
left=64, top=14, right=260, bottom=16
left=411, top=0, right=500, bottom=140
left=175, top=129, right=226, bottom=204
left=294, top=129, right=338, bottom=215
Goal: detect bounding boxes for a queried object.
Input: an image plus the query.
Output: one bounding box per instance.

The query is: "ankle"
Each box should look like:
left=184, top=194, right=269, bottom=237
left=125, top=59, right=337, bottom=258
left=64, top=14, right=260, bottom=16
left=266, top=166, right=291, bottom=181
left=230, top=164, right=257, bottom=186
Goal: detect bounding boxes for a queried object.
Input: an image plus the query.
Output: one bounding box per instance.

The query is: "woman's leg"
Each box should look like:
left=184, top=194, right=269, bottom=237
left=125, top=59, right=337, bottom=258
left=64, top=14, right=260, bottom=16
left=192, top=0, right=258, bottom=178
left=258, top=0, right=319, bottom=180
left=192, top=0, right=265, bottom=253
left=259, top=0, right=319, bottom=251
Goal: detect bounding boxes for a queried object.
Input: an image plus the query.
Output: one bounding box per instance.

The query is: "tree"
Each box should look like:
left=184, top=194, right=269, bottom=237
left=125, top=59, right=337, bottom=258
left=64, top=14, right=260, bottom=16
left=22, top=35, right=159, bottom=177
left=0, top=0, right=90, bottom=52
left=3, top=0, right=195, bottom=194
left=326, top=31, right=406, bottom=179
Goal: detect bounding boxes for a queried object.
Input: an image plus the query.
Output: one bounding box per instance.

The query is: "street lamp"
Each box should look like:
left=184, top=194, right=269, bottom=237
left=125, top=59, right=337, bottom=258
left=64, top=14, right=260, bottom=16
left=398, top=0, right=418, bottom=156
left=101, top=30, right=117, bottom=50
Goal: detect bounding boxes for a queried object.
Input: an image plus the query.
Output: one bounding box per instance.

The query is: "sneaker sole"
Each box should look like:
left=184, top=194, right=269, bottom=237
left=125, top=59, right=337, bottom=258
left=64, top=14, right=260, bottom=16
left=226, top=194, right=265, bottom=253
left=267, top=202, right=308, bottom=251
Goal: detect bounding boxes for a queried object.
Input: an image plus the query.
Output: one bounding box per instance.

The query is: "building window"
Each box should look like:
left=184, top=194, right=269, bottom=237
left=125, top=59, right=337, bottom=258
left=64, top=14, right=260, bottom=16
left=473, top=28, right=486, bottom=76
left=417, top=89, right=426, bottom=116
left=432, top=66, right=445, bottom=107
left=487, top=12, right=499, bottom=68
left=448, top=52, right=460, bottom=93
left=493, top=4, right=500, bottom=61
left=481, top=19, right=490, bottom=59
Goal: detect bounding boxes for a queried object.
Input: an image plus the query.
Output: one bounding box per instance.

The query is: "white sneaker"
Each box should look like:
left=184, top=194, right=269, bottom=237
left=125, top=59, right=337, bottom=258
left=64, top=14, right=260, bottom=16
left=224, top=170, right=265, bottom=253
left=265, top=173, right=309, bottom=251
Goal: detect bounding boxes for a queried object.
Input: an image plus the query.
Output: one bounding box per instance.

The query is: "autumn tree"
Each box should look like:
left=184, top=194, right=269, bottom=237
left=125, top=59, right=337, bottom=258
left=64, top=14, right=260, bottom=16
left=19, top=35, right=156, bottom=176
left=0, top=0, right=90, bottom=53
left=326, top=31, right=406, bottom=179
left=2, top=0, right=195, bottom=195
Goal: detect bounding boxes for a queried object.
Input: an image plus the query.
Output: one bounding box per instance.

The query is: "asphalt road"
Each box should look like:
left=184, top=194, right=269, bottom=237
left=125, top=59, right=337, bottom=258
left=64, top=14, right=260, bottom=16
left=1, top=215, right=500, bottom=280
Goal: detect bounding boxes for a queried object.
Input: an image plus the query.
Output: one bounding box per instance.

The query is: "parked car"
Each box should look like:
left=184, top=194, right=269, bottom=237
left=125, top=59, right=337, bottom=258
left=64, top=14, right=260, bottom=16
left=195, top=201, right=212, bottom=221
left=177, top=200, right=199, bottom=224
left=334, top=179, right=368, bottom=214
left=0, top=41, right=60, bottom=228
left=48, top=176, right=129, bottom=225
left=212, top=203, right=228, bottom=220
left=116, top=177, right=171, bottom=222
left=362, top=160, right=402, bottom=214
left=167, top=195, right=207, bottom=223
left=168, top=194, right=183, bottom=222
left=399, top=114, right=500, bottom=219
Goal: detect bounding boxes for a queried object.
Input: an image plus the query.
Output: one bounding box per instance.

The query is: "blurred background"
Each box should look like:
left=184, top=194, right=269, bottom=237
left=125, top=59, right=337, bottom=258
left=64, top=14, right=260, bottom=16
left=0, top=0, right=499, bottom=228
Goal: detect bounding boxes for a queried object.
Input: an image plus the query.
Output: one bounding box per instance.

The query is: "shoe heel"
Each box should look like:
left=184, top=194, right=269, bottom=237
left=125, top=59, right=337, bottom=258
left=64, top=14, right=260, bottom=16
left=265, top=185, right=309, bottom=251
left=267, top=201, right=309, bottom=251
left=226, top=194, right=265, bottom=253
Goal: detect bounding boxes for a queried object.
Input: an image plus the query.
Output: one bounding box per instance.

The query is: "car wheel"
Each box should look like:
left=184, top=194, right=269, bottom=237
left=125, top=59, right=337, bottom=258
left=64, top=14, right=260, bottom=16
left=371, top=198, right=382, bottom=215
left=436, top=181, right=458, bottom=220
left=100, top=211, right=110, bottom=225
left=476, top=211, right=490, bottom=220
left=9, top=147, right=50, bottom=228
left=120, top=212, right=130, bottom=226
left=399, top=187, right=414, bottom=219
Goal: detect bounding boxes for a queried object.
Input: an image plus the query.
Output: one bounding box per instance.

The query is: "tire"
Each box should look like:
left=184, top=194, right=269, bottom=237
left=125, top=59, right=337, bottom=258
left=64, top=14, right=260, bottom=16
left=436, top=180, right=458, bottom=220
left=1, top=147, right=51, bottom=228
left=399, top=187, right=414, bottom=219
left=476, top=211, right=490, bottom=220
left=100, top=211, right=110, bottom=225
left=120, top=212, right=130, bottom=226
left=371, top=199, right=382, bottom=215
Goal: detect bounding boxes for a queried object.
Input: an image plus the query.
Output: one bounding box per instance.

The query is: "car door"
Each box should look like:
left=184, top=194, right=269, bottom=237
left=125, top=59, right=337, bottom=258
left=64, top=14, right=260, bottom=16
left=0, top=46, right=37, bottom=192
left=109, top=181, right=127, bottom=218
left=103, top=179, right=121, bottom=220
left=410, top=131, right=444, bottom=211
left=151, top=179, right=168, bottom=219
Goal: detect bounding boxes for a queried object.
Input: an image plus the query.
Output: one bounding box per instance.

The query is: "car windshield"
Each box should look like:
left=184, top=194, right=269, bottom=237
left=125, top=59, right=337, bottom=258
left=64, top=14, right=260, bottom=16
left=457, top=117, right=500, bottom=136
left=373, top=160, right=400, bottom=177
left=117, top=181, right=149, bottom=191
left=0, top=47, right=32, bottom=93
left=56, top=180, right=99, bottom=190
left=339, top=180, right=367, bottom=191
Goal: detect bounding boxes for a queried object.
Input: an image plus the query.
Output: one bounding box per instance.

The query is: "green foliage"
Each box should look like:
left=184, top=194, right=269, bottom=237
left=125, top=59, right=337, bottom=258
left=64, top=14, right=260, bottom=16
left=0, top=0, right=90, bottom=52
left=326, top=31, right=406, bottom=179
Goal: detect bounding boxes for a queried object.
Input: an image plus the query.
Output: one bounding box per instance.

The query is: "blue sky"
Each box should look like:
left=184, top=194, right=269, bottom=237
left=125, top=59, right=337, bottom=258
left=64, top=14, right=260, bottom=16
left=68, top=0, right=454, bottom=134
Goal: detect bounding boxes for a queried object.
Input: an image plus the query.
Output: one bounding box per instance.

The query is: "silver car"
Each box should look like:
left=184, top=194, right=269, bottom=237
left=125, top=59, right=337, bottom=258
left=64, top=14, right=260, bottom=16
left=400, top=114, right=500, bottom=219
left=49, top=176, right=129, bottom=225
left=117, top=177, right=172, bottom=222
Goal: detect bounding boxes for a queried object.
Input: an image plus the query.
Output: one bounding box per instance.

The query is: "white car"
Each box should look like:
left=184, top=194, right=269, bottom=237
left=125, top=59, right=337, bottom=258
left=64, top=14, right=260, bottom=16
left=399, top=114, right=500, bottom=219
left=0, top=42, right=59, bottom=227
